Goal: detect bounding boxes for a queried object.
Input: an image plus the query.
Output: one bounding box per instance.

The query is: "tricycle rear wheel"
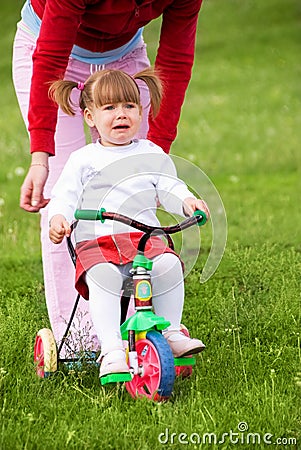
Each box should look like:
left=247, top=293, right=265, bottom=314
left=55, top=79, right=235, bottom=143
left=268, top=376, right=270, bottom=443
left=34, top=328, right=57, bottom=378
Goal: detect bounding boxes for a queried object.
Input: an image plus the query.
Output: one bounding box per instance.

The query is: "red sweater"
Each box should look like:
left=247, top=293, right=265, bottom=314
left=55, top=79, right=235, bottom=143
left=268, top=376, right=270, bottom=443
left=29, top=0, right=203, bottom=154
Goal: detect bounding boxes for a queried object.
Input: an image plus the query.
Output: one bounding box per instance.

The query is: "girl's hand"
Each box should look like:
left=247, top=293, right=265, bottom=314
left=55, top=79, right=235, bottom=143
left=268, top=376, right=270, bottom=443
left=183, top=197, right=210, bottom=220
left=20, top=160, right=50, bottom=212
left=49, top=215, right=71, bottom=244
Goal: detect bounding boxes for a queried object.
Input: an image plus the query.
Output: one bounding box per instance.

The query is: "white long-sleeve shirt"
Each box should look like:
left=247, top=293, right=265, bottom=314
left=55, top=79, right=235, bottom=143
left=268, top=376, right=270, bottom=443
left=48, top=139, right=196, bottom=242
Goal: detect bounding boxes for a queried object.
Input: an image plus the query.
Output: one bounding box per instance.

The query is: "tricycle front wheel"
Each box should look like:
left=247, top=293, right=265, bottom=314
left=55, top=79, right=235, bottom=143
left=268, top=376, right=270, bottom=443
left=126, top=330, right=175, bottom=401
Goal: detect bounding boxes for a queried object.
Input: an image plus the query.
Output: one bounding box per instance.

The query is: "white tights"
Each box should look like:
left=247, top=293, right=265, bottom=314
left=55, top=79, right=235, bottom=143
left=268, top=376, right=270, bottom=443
left=85, top=253, right=184, bottom=355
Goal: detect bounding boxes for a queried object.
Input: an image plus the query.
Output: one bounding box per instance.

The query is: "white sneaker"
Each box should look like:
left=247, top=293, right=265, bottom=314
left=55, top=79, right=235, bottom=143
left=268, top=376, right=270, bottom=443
left=99, top=349, right=130, bottom=378
left=164, top=330, right=205, bottom=358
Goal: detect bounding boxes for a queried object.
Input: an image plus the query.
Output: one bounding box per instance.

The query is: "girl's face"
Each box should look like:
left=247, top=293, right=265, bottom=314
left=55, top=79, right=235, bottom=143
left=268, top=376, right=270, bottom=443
left=84, top=102, right=142, bottom=147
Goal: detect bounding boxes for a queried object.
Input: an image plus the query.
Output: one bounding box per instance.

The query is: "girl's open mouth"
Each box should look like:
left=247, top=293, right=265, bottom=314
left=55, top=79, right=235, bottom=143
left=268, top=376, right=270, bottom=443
left=113, top=125, right=130, bottom=130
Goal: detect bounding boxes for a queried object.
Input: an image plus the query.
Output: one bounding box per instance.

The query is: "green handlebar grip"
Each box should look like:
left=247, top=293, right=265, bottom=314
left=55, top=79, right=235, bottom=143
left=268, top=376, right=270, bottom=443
left=74, top=209, right=100, bottom=220
left=193, top=209, right=207, bottom=226
left=74, top=208, right=106, bottom=222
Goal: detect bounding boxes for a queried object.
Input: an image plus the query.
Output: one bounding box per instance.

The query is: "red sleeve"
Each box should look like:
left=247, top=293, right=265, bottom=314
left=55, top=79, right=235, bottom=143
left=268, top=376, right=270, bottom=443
left=147, top=0, right=203, bottom=153
left=29, top=0, right=87, bottom=155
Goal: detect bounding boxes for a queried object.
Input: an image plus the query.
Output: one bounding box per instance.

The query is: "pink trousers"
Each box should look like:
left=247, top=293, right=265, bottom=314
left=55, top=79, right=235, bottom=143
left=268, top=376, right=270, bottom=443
left=12, top=25, right=151, bottom=356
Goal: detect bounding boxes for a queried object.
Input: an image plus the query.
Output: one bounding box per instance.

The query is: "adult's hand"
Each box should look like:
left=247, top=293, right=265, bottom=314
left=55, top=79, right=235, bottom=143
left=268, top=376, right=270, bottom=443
left=20, top=158, right=50, bottom=212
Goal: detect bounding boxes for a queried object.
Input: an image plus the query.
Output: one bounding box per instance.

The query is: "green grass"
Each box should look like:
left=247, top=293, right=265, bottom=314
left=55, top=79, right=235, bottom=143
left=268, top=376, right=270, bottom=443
left=0, top=0, right=300, bottom=449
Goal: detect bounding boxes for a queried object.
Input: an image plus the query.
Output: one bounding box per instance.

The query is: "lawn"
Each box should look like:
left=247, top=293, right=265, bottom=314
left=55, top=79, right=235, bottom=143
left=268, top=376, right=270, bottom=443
left=0, top=0, right=300, bottom=449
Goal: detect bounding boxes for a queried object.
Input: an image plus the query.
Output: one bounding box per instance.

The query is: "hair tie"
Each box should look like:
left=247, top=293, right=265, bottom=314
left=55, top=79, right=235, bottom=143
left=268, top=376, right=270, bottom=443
left=77, top=82, right=85, bottom=91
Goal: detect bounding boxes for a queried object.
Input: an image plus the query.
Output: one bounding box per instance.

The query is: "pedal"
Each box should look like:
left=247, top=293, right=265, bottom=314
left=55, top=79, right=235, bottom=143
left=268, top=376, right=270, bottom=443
left=100, top=372, right=132, bottom=385
left=174, top=356, right=196, bottom=367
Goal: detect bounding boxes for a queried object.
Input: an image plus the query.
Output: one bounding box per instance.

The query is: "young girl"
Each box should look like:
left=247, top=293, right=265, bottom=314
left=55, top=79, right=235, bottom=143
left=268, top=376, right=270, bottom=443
left=48, top=68, right=209, bottom=380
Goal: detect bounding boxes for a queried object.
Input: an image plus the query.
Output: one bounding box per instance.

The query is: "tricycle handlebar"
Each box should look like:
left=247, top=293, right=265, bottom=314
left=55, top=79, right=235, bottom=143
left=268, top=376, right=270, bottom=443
left=74, top=209, right=207, bottom=234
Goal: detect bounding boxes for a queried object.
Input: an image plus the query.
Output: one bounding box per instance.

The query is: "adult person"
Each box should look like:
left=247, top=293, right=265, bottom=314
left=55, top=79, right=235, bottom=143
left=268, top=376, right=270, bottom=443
left=12, top=0, right=204, bottom=355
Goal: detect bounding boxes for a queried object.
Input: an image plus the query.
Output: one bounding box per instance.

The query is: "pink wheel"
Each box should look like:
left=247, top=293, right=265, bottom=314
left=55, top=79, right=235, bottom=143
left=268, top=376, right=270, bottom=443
left=126, top=331, right=175, bottom=401
left=34, top=328, right=57, bottom=378
left=175, top=324, right=193, bottom=378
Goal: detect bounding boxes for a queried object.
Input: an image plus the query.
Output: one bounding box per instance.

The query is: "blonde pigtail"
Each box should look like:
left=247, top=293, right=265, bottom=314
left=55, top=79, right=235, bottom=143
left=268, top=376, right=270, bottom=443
left=134, top=68, right=162, bottom=118
left=49, top=80, right=80, bottom=116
